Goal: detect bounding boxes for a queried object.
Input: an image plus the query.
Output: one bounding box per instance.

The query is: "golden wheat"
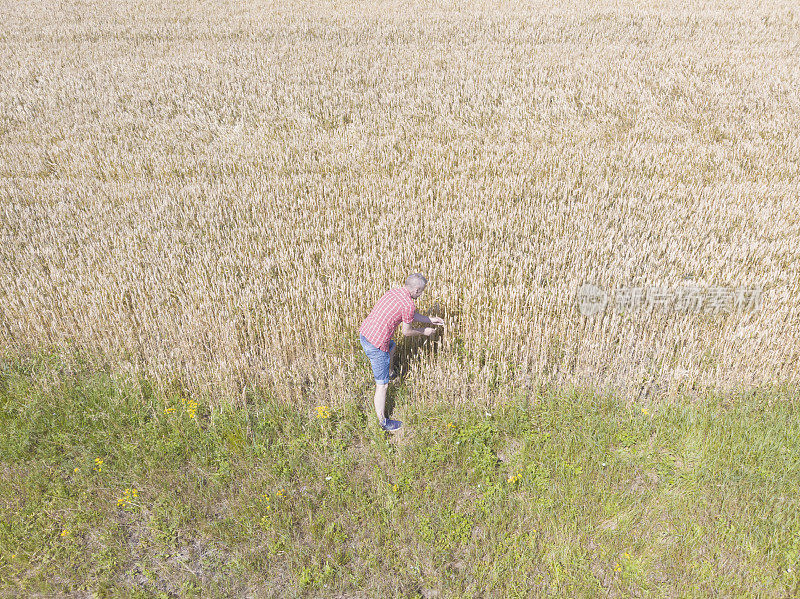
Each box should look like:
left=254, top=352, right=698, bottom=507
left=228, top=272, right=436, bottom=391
left=1, top=0, right=798, bottom=405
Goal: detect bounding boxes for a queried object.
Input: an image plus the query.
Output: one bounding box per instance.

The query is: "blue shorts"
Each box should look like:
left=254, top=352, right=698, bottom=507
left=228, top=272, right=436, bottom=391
left=360, top=334, right=395, bottom=385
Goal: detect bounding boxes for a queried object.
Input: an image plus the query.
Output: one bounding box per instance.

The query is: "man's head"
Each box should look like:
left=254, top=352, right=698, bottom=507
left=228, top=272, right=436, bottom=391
left=405, top=273, right=427, bottom=299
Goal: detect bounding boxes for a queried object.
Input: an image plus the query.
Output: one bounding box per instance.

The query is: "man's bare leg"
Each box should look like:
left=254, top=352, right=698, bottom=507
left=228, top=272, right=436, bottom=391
left=388, top=344, right=397, bottom=378
left=374, top=383, right=389, bottom=424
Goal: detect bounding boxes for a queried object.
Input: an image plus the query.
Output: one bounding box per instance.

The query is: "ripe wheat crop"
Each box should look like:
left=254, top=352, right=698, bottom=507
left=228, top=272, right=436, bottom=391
left=1, top=0, right=798, bottom=406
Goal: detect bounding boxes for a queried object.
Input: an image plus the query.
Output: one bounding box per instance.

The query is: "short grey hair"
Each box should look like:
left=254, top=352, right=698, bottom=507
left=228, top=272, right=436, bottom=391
left=405, top=273, right=427, bottom=289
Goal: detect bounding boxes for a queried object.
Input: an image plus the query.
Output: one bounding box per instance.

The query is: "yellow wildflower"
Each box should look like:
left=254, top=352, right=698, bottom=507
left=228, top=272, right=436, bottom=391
left=60, top=529, right=69, bottom=537
left=185, top=399, right=199, bottom=419
left=118, top=488, right=139, bottom=508
left=315, top=405, right=331, bottom=419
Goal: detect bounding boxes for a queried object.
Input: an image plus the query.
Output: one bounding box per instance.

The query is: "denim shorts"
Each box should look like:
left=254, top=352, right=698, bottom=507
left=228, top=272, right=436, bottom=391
left=360, top=334, right=395, bottom=385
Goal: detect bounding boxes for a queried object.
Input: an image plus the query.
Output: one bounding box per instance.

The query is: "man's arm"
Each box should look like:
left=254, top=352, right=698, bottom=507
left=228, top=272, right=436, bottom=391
left=412, top=311, right=444, bottom=326
left=402, top=322, right=436, bottom=337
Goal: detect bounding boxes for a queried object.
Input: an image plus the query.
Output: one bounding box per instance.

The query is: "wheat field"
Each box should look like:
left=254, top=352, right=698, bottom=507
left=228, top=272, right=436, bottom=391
left=1, top=0, right=799, bottom=407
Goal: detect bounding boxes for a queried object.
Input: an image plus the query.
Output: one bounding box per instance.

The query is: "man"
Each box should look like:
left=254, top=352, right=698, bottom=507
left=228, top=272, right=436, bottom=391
left=359, top=273, right=444, bottom=431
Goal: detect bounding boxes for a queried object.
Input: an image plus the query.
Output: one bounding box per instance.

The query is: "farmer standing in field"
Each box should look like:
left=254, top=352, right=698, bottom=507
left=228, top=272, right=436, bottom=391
left=359, top=273, right=444, bottom=431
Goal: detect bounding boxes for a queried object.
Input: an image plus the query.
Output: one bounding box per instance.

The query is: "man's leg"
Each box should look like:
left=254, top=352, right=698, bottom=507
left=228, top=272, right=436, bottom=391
left=374, top=382, right=389, bottom=424
left=388, top=341, right=397, bottom=378
left=362, top=336, right=392, bottom=425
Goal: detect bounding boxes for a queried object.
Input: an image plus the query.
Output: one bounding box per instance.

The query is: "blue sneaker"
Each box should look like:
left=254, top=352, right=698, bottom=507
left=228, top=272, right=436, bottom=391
left=380, top=418, right=402, bottom=431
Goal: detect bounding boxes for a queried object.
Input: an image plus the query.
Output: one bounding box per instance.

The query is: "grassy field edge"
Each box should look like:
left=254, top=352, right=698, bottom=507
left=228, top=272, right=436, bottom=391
left=1, top=352, right=799, bottom=598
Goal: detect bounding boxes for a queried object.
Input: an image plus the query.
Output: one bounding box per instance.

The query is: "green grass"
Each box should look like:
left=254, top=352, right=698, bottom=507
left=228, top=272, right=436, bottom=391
left=0, top=354, right=798, bottom=598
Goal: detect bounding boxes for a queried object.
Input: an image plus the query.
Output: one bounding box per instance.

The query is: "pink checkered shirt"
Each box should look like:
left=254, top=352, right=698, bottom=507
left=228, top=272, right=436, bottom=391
left=359, top=287, right=416, bottom=352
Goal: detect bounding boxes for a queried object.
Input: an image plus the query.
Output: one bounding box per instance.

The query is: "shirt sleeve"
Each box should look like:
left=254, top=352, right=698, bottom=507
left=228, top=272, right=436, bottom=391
left=402, top=301, right=415, bottom=325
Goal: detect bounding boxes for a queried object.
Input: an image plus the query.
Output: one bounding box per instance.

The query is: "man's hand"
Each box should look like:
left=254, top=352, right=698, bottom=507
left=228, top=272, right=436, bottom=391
left=413, top=311, right=445, bottom=327
left=423, top=327, right=436, bottom=337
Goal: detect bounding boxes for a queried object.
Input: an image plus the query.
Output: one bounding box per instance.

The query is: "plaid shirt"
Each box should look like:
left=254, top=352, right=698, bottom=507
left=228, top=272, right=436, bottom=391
left=359, top=287, right=416, bottom=352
